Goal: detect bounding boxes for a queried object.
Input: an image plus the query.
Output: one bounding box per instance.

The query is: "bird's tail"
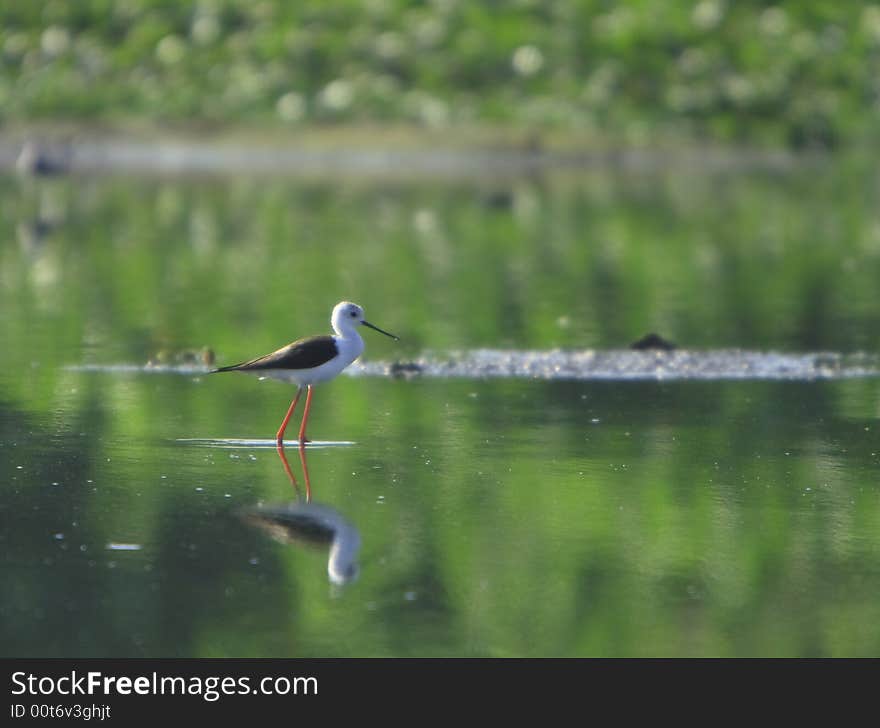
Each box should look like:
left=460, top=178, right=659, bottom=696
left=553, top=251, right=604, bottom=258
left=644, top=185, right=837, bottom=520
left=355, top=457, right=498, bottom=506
left=210, top=363, right=243, bottom=374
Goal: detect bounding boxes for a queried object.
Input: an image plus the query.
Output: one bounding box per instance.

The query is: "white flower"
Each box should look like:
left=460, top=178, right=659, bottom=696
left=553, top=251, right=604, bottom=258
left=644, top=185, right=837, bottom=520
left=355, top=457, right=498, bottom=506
left=759, top=7, right=788, bottom=37
left=156, top=35, right=186, bottom=65
left=192, top=15, right=221, bottom=46
left=512, top=45, right=544, bottom=77
left=692, top=0, right=725, bottom=31
left=41, top=26, right=71, bottom=57
left=319, top=80, right=354, bottom=111
left=276, top=92, right=306, bottom=122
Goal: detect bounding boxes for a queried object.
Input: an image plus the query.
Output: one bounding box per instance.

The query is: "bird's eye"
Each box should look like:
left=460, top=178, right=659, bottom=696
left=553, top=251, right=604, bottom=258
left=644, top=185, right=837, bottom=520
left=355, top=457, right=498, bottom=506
left=350, top=310, right=357, bottom=317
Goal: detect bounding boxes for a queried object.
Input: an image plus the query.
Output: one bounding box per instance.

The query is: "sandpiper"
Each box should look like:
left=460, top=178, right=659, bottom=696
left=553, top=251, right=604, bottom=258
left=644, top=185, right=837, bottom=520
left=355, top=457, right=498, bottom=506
left=212, top=301, right=398, bottom=445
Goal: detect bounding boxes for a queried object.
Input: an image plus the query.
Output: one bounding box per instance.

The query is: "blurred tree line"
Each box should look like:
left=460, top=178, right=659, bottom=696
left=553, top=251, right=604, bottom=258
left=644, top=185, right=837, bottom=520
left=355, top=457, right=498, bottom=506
left=2, top=1, right=879, bottom=148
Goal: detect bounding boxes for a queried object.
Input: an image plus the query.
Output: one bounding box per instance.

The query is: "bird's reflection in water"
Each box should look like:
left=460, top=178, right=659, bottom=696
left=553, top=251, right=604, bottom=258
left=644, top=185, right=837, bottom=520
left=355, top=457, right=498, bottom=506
left=276, top=443, right=312, bottom=502
left=240, top=444, right=361, bottom=586
left=242, top=501, right=361, bottom=585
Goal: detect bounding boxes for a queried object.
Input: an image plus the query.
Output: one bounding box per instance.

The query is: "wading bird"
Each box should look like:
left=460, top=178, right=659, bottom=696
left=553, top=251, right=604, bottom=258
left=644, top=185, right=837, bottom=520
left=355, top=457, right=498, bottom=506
left=212, top=301, right=398, bottom=445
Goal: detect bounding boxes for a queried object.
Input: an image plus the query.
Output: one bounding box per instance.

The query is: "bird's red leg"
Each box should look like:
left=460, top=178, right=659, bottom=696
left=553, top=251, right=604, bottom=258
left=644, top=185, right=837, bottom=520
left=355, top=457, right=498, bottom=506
left=276, top=387, right=302, bottom=446
left=297, top=442, right=312, bottom=502
left=275, top=442, right=303, bottom=499
left=298, top=385, right=314, bottom=444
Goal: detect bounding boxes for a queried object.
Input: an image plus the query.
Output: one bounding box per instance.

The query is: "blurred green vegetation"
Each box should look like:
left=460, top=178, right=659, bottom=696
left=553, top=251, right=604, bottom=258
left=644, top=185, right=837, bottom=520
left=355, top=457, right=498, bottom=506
left=4, top=156, right=880, bottom=376
left=3, top=1, right=880, bottom=147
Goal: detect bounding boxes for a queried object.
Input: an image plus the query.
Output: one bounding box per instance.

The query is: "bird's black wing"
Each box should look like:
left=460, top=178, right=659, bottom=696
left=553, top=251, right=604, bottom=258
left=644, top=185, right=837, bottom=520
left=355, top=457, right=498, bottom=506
left=213, top=335, right=338, bottom=373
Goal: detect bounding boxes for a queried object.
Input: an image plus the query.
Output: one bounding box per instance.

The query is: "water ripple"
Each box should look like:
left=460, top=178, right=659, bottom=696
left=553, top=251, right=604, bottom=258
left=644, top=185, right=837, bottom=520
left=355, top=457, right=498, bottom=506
left=67, top=349, right=880, bottom=382
left=351, top=349, right=880, bottom=382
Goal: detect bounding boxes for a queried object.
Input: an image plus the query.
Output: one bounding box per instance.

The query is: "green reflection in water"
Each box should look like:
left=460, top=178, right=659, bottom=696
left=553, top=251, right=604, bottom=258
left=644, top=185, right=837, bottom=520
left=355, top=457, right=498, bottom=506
left=1, top=158, right=880, bottom=656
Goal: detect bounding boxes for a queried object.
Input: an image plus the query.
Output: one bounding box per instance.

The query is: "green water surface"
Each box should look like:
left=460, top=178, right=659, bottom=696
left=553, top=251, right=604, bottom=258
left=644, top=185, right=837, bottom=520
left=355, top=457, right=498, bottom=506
left=2, top=156, right=880, bottom=656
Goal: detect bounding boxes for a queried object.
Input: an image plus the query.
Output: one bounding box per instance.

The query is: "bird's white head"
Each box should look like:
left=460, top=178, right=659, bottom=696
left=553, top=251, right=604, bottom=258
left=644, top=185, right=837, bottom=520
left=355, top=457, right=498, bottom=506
left=331, top=301, right=398, bottom=340
left=331, top=301, right=365, bottom=335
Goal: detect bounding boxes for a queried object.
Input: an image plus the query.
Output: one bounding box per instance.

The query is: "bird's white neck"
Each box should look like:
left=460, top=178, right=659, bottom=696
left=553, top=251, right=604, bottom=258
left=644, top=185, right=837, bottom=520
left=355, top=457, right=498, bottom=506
left=333, top=319, right=362, bottom=341
left=333, top=327, right=364, bottom=363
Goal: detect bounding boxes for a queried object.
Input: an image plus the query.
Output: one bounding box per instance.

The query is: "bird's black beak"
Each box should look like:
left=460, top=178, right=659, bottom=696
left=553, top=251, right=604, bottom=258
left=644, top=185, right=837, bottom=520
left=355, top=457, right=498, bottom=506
left=362, top=320, right=399, bottom=340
